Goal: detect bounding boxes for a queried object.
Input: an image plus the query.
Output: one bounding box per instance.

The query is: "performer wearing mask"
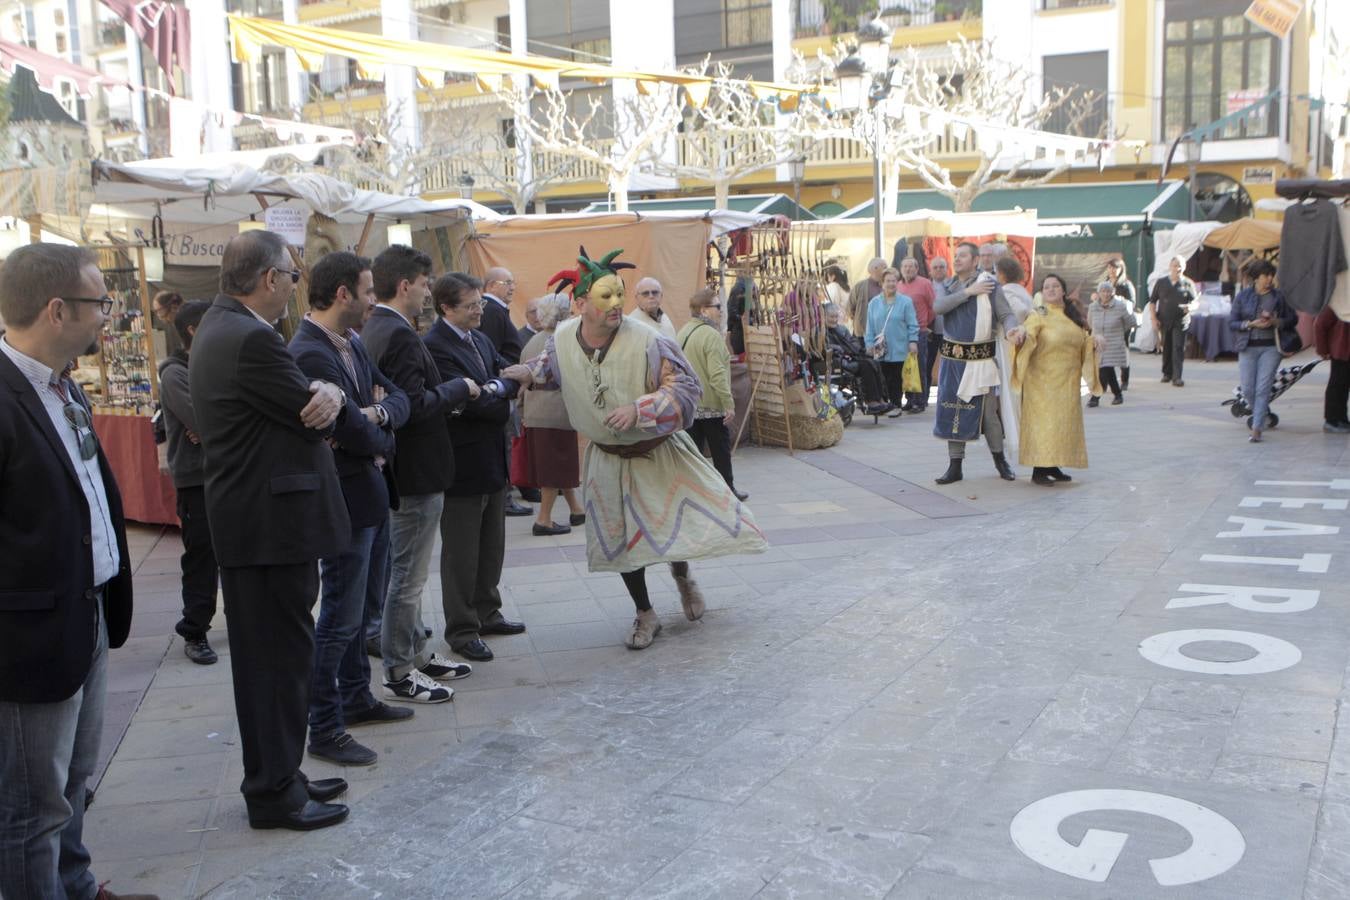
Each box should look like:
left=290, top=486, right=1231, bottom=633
left=507, top=248, right=766, bottom=651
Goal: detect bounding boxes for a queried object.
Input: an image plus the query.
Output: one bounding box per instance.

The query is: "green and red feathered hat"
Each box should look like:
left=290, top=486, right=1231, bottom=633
left=550, top=245, right=635, bottom=297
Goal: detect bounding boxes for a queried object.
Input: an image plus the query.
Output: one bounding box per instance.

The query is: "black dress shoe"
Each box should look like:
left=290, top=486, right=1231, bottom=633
left=248, top=799, right=349, bottom=831
left=518, top=487, right=542, bottom=503
left=454, top=638, right=494, bottom=661
left=1031, top=468, right=1057, bottom=486
left=345, top=700, right=414, bottom=727
left=532, top=521, right=571, bottom=536
left=504, top=502, right=534, bottom=517
left=1046, top=467, right=1073, bottom=482
left=569, top=513, right=586, bottom=526
left=308, top=732, right=377, bottom=766
left=480, top=617, right=526, bottom=635
left=305, top=778, right=348, bottom=803
left=365, top=636, right=382, bottom=658
left=991, top=452, right=1016, bottom=482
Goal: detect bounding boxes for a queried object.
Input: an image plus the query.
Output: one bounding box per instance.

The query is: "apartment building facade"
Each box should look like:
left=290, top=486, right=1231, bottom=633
left=3, top=0, right=1345, bottom=218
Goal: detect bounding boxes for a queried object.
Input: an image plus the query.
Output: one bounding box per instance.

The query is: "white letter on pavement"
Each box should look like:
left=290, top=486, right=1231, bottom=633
left=1255, top=479, right=1350, bottom=490
left=1218, top=517, right=1340, bottom=538
left=1239, top=497, right=1348, bottom=511
left=1010, top=789, right=1245, bottom=886
left=1200, top=553, right=1331, bottom=573
left=1138, top=629, right=1301, bottom=675
left=1167, top=584, right=1319, bottom=614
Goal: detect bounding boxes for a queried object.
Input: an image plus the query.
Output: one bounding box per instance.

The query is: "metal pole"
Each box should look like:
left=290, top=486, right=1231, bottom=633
left=872, top=103, right=884, bottom=259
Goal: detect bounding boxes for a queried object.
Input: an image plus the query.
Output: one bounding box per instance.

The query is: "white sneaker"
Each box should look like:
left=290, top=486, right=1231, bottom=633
left=419, top=653, right=473, bottom=681
left=383, top=669, right=453, bottom=703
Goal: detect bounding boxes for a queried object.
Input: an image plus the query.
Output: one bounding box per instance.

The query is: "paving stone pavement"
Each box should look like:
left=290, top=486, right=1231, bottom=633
left=83, top=351, right=1350, bottom=899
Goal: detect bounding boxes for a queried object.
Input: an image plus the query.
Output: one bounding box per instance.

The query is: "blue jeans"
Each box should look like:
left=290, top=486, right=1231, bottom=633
left=0, top=599, right=107, bottom=900
left=383, top=492, right=442, bottom=682
left=310, top=517, right=387, bottom=737
left=1240, top=343, right=1283, bottom=430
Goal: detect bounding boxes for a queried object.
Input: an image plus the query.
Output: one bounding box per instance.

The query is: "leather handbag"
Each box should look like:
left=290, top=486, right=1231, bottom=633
left=1277, top=324, right=1303, bottom=356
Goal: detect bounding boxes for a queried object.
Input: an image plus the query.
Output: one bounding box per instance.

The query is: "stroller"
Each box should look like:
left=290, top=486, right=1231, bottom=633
left=1221, top=360, right=1320, bottom=429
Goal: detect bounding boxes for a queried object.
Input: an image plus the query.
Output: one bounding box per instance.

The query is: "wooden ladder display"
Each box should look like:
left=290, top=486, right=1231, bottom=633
left=742, top=319, right=795, bottom=454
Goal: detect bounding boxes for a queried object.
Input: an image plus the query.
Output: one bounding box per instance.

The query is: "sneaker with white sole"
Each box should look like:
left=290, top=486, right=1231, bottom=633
left=383, top=669, right=452, bottom=704
left=419, top=653, right=472, bottom=681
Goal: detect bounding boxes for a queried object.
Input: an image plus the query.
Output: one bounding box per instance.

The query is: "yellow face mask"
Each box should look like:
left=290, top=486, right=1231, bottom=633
left=585, top=273, right=626, bottom=314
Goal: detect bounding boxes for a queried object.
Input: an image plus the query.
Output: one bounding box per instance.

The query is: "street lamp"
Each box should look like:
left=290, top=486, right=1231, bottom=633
left=837, top=16, right=894, bottom=258
left=457, top=174, right=475, bottom=200
left=788, top=155, right=807, bottom=218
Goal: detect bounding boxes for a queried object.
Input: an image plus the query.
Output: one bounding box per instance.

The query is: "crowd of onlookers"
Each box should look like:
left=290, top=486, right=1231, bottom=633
left=4, top=227, right=1350, bottom=898
left=0, top=230, right=752, bottom=898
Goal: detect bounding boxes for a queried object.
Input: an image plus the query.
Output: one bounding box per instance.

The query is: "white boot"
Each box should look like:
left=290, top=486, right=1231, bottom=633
left=625, top=609, right=662, bottom=650
left=674, top=573, right=705, bottom=621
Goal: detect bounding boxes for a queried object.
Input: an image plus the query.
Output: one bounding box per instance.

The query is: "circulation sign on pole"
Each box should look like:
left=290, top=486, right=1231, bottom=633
left=1244, top=0, right=1302, bottom=39
left=264, top=206, right=308, bottom=247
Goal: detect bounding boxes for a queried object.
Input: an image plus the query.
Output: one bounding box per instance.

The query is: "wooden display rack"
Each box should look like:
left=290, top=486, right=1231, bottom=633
left=730, top=219, right=833, bottom=454
left=82, top=244, right=159, bottom=414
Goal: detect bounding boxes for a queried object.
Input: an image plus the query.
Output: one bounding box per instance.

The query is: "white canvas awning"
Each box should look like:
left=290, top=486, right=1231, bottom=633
left=91, top=146, right=502, bottom=228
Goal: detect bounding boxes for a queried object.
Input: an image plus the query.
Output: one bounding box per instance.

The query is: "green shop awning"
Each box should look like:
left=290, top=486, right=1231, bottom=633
left=582, top=193, right=816, bottom=220
left=843, top=180, right=1190, bottom=226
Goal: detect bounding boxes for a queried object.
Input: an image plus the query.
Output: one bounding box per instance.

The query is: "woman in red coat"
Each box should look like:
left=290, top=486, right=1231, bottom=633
left=1314, top=307, right=1350, bottom=433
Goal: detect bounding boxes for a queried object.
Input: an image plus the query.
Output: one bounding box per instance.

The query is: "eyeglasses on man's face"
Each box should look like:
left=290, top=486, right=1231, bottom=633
left=62, top=401, right=98, bottom=461
left=637, top=289, right=661, bottom=298
left=63, top=296, right=114, bottom=316
left=273, top=266, right=302, bottom=284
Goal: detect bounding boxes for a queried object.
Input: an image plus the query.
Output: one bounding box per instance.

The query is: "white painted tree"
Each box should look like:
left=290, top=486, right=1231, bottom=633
left=884, top=38, right=1108, bottom=212
left=414, top=94, right=579, bottom=213
left=645, top=65, right=836, bottom=209
left=503, top=78, right=684, bottom=213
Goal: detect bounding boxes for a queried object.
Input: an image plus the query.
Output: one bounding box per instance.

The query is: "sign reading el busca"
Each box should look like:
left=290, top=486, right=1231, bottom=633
left=1244, top=0, right=1302, bottom=39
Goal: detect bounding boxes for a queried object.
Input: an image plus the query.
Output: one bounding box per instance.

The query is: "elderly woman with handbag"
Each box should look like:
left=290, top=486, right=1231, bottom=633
left=1229, top=259, right=1298, bottom=443
left=516, top=293, right=586, bottom=533
left=1087, top=280, right=1137, bottom=407
left=864, top=267, right=919, bottom=418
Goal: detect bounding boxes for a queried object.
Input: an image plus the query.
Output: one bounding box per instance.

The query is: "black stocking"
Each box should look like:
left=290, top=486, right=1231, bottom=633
left=620, top=569, right=651, bottom=612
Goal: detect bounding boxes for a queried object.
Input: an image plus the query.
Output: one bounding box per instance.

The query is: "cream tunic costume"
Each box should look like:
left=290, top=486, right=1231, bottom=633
left=528, top=317, right=766, bottom=572
left=1010, top=304, right=1102, bottom=468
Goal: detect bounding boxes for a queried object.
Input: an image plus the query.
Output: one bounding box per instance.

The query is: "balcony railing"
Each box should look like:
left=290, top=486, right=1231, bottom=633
left=677, top=123, right=980, bottom=171
left=795, top=0, right=980, bottom=38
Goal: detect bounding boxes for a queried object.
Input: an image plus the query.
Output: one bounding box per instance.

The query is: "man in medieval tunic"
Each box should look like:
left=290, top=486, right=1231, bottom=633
left=506, top=249, right=767, bottom=650
left=932, top=241, right=1025, bottom=485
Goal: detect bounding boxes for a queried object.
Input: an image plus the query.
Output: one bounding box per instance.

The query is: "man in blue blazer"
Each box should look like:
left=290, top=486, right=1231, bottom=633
left=0, top=244, right=150, bottom=899
left=424, top=273, right=529, bottom=662
left=290, top=252, right=412, bottom=766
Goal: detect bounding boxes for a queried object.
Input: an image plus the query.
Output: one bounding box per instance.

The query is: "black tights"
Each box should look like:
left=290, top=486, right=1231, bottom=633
left=621, top=562, right=690, bottom=612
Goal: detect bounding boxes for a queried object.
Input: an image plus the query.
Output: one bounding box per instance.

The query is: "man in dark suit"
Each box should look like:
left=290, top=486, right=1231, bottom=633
left=424, top=272, right=528, bottom=662
left=290, top=252, right=415, bottom=766
left=189, top=230, right=351, bottom=832
left=481, top=266, right=532, bottom=516
left=362, top=246, right=476, bottom=702
left=0, top=245, right=154, bottom=900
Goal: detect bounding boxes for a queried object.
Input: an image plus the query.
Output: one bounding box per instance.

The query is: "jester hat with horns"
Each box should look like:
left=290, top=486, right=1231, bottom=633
left=547, top=246, right=636, bottom=297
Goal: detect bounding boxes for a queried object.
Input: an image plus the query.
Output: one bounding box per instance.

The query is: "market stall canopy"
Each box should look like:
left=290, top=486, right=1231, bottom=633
left=227, top=15, right=814, bottom=106
left=1147, top=220, right=1224, bottom=291
left=91, top=148, right=502, bottom=227
left=0, top=37, right=130, bottom=96
left=844, top=180, right=1190, bottom=227
left=581, top=193, right=816, bottom=221
left=1202, top=218, right=1282, bottom=251
left=487, top=209, right=768, bottom=239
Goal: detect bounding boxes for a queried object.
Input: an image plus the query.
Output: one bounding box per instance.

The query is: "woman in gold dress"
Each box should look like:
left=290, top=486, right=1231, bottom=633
left=1010, top=274, right=1102, bottom=486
